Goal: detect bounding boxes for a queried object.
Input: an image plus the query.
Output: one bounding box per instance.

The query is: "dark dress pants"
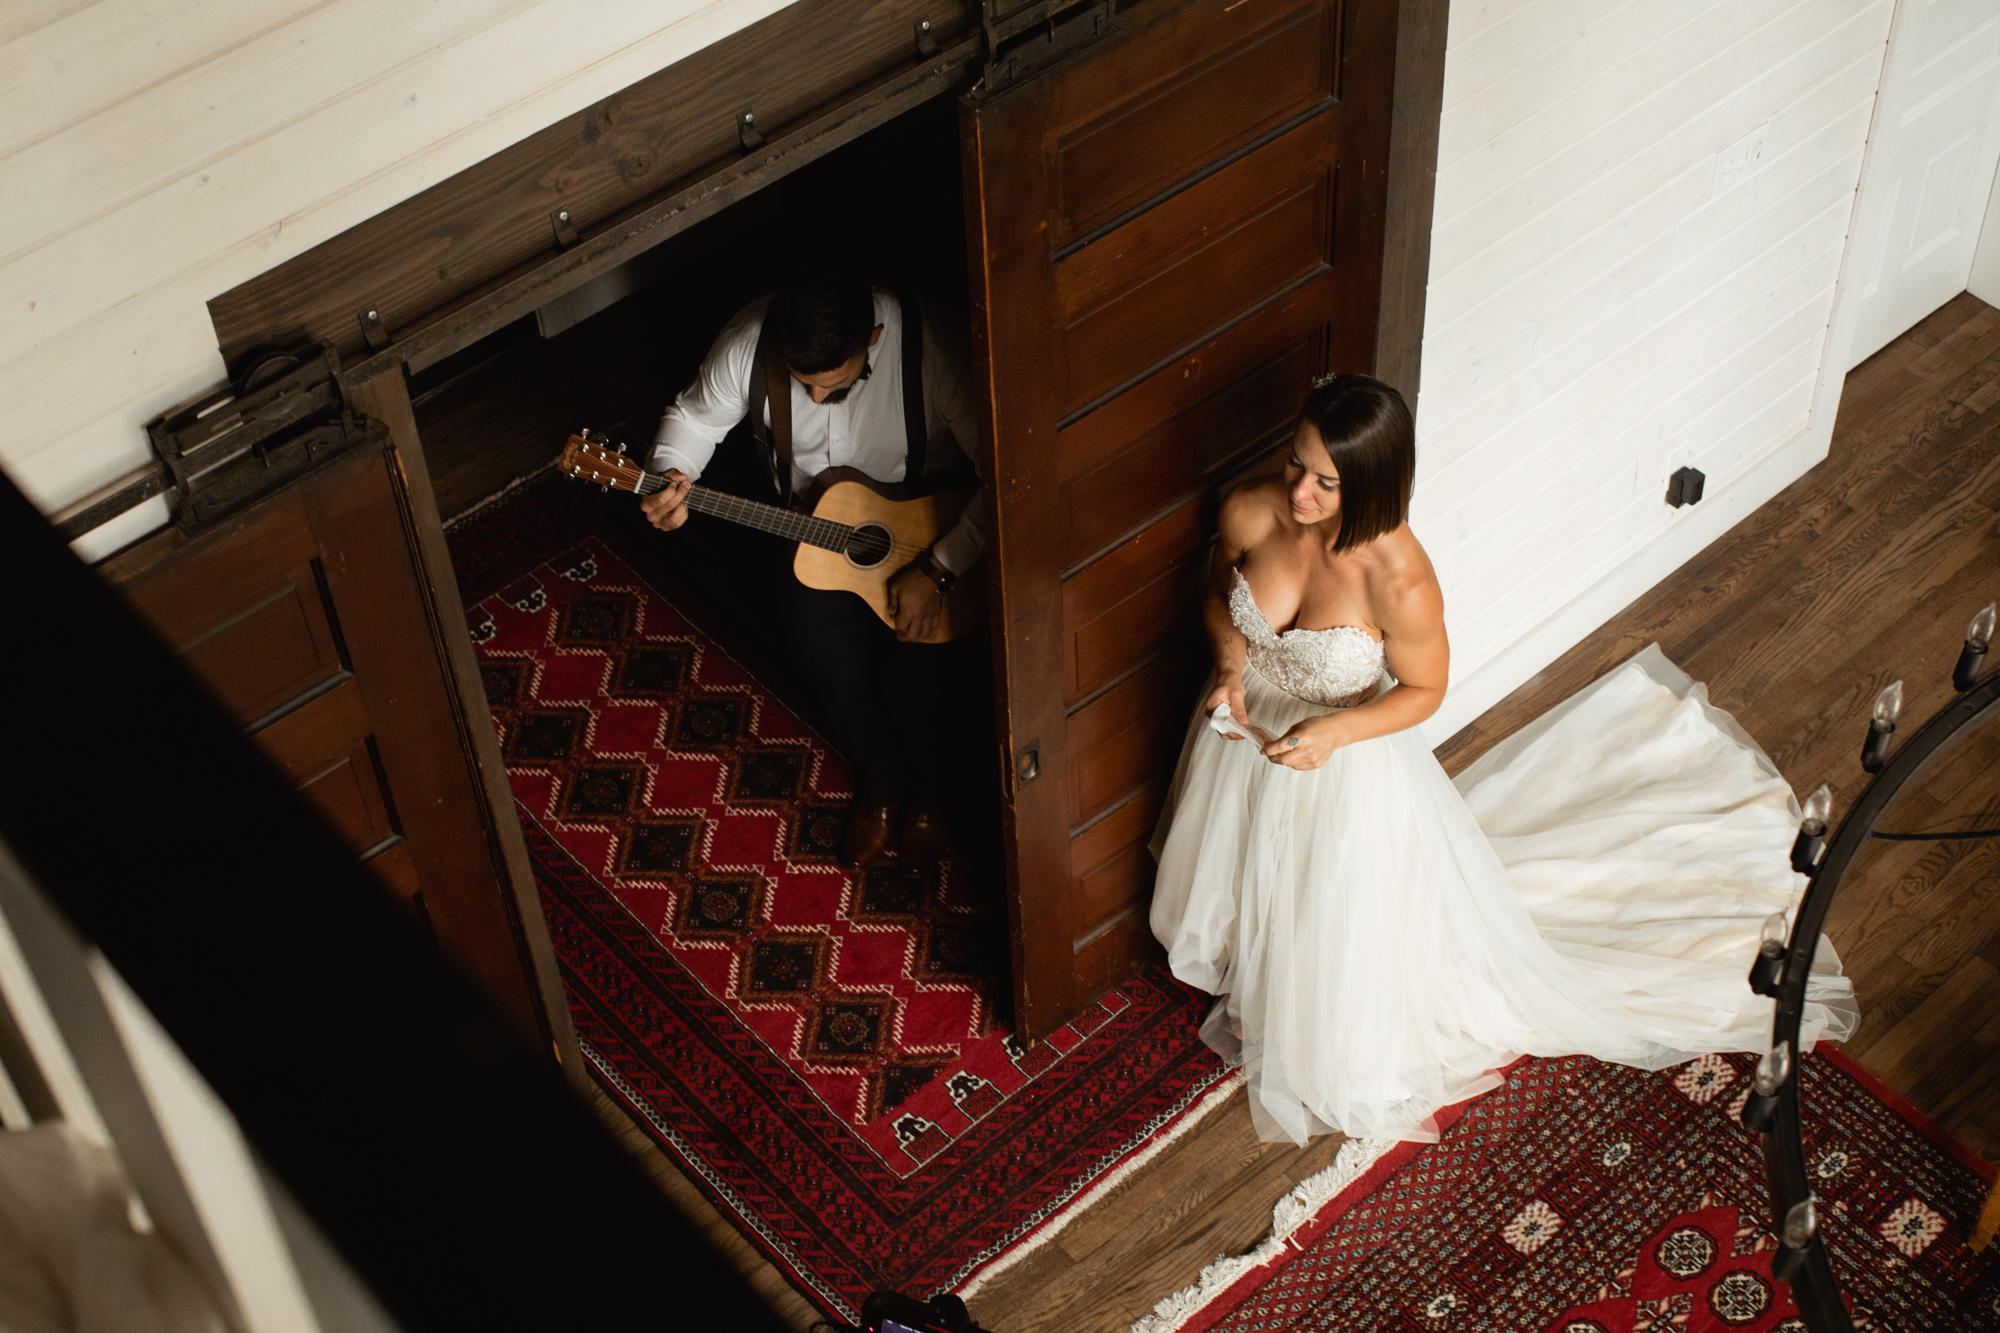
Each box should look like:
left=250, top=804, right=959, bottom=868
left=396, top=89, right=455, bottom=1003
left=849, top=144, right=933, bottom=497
left=778, top=575, right=954, bottom=810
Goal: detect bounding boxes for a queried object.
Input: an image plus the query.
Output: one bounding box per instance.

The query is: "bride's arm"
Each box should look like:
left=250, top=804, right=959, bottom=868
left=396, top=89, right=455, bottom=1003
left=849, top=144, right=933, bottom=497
left=1200, top=489, right=1263, bottom=740
left=1263, top=544, right=1448, bottom=767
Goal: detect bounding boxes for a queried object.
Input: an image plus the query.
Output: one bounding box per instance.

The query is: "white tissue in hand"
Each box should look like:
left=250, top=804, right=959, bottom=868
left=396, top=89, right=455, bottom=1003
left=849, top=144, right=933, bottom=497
left=1208, top=702, right=1274, bottom=744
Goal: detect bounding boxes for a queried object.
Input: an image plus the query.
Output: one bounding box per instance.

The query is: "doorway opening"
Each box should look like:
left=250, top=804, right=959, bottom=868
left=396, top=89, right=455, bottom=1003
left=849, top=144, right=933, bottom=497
left=408, top=89, right=1008, bottom=907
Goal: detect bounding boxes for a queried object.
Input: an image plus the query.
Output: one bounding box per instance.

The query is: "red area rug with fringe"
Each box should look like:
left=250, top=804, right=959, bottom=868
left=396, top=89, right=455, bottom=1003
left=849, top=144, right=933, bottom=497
left=448, top=478, right=1232, bottom=1320
left=1147, top=1049, right=1996, bottom=1333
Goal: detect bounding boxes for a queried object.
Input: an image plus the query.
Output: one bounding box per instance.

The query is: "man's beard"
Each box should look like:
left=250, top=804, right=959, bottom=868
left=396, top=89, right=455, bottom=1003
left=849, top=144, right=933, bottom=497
left=818, top=359, right=872, bottom=404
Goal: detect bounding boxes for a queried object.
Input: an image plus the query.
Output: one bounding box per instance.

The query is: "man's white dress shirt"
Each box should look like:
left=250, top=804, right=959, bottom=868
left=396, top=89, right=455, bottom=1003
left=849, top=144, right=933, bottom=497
left=649, top=288, right=985, bottom=574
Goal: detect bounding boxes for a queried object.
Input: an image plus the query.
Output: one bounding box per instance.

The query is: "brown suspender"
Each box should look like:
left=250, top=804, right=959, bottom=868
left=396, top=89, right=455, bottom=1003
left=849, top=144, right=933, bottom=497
left=747, top=319, right=795, bottom=505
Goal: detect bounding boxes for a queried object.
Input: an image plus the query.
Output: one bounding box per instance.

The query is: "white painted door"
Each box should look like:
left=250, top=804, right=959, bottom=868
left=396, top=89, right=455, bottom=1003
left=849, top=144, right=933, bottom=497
left=1848, top=0, right=2000, bottom=368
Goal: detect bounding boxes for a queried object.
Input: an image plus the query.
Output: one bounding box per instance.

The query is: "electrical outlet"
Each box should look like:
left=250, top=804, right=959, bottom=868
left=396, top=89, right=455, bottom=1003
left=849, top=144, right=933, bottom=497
left=1714, top=122, right=1772, bottom=196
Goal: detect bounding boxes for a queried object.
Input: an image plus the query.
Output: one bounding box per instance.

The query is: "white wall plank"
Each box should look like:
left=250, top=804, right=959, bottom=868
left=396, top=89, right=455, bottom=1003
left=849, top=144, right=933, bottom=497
left=1414, top=0, right=1895, bottom=743
left=0, top=0, right=331, bottom=162
left=0, top=0, right=792, bottom=528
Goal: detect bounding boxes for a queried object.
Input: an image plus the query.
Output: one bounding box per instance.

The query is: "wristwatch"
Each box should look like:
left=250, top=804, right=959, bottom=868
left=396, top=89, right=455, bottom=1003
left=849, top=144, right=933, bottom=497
left=912, top=549, right=957, bottom=595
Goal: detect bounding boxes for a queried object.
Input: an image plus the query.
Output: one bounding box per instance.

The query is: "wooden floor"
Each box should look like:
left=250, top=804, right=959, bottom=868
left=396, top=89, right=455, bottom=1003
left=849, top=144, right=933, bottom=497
left=585, top=292, right=2000, bottom=1331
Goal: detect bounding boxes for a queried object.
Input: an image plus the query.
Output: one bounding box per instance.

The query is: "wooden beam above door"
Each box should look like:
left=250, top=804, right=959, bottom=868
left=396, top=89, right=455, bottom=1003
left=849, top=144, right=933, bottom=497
left=206, top=0, right=981, bottom=374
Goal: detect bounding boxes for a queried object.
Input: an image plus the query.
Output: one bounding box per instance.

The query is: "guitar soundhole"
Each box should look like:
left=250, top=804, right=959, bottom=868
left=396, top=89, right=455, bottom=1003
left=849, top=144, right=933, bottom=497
left=845, top=524, right=893, bottom=568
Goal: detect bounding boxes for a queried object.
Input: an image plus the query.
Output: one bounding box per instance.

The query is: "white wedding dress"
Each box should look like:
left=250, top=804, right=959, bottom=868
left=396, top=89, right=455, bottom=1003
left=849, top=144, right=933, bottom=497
left=1149, top=571, right=1860, bottom=1145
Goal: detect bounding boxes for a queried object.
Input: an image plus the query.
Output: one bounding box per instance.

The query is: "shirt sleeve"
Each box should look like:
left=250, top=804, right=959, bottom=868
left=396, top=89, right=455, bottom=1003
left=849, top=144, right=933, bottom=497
left=648, top=297, right=770, bottom=481
left=919, top=302, right=986, bottom=574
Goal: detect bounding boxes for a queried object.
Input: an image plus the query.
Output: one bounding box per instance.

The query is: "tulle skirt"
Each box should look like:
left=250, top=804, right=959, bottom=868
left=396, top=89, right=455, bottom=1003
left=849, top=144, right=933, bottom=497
left=1149, top=646, right=1858, bottom=1145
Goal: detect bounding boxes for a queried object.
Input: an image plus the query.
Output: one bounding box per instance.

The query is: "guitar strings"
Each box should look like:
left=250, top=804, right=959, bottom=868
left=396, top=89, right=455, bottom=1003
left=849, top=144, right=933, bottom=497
left=628, top=467, right=938, bottom=564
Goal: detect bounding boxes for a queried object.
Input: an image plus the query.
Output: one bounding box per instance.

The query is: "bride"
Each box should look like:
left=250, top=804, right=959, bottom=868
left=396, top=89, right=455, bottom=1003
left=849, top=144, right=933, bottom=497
left=1150, top=374, right=1858, bottom=1145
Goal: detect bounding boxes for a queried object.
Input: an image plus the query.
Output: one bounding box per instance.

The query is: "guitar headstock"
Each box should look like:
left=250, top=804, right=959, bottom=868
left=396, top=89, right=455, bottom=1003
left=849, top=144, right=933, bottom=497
left=557, top=431, right=649, bottom=492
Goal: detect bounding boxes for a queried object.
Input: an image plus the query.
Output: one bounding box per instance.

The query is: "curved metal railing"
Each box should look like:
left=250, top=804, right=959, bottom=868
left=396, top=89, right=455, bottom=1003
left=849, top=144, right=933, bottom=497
left=1740, top=601, right=2000, bottom=1331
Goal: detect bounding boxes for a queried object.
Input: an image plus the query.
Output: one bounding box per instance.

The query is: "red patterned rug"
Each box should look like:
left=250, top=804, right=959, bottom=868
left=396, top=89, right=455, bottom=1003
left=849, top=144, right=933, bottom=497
left=449, top=484, right=1233, bottom=1319
left=1136, top=1048, right=1998, bottom=1332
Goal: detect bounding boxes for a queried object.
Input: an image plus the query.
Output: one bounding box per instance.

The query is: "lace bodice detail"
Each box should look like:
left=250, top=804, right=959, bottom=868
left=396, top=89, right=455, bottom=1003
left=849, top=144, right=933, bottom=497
left=1229, top=571, right=1385, bottom=708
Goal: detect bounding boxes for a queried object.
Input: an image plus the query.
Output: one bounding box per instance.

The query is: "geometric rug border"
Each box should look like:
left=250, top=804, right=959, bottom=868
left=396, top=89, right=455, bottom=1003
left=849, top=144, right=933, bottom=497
left=523, top=800, right=907, bottom=1170
left=584, top=1038, right=855, bottom=1317
left=947, top=1064, right=1246, bottom=1301
left=1122, top=1042, right=2000, bottom=1333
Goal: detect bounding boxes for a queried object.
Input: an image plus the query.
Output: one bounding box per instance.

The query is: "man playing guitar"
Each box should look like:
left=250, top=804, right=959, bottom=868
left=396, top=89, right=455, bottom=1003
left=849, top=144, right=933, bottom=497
left=639, top=273, right=984, bottom=872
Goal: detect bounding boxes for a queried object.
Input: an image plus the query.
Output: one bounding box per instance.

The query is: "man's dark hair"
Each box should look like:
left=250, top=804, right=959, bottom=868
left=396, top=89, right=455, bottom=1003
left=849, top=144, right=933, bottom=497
left=767, top=274, right=877, bottom=374
left=1297, top=374, right=1415, bottom=554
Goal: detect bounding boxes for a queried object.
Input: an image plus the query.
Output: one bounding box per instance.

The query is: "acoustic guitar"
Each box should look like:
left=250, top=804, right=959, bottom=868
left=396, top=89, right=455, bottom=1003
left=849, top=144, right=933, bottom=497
left=554, top=432, right=984, bottom=644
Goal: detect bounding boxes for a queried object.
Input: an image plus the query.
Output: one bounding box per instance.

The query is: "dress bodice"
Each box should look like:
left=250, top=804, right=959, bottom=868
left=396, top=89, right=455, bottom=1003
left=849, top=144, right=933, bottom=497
left=1229, top=570, right=1384, bottom=708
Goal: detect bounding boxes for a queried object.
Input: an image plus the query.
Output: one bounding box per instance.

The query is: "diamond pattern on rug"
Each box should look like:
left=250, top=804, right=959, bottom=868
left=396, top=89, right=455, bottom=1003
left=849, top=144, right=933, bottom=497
left=1192, top=1052, right=1997, bottom=1333
left=453, top=496, right=1234, bottom=1321
left=477, top=538, right=1012, bottom=1133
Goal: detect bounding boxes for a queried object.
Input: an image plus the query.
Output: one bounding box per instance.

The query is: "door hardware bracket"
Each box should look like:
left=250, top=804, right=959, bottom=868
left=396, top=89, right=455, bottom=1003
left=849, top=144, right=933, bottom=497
left=357, top=307, right=390, bottom=353
left=1014, top=741, right=1041, bottom=788
left=550, top=208, right=581, bottom=250
left=737, top=110, right=766, bottom=153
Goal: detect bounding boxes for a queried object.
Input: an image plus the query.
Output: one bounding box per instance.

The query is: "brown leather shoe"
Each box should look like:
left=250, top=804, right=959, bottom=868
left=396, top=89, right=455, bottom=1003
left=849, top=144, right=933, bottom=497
left=899, top=808, right=948, bottom=872
left=843, top=804, right=900, bottom=869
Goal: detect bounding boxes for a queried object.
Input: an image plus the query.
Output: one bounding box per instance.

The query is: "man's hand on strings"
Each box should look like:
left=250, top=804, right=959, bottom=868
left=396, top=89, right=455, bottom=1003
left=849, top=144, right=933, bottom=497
left=887, top=566, right=943, bottom=642
left=639, top=469, right=691, bottom=531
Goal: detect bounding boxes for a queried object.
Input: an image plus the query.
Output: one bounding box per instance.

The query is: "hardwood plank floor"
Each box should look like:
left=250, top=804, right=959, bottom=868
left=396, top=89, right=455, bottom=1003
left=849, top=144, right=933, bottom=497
left=582, top=293, right=2000, bottom=1330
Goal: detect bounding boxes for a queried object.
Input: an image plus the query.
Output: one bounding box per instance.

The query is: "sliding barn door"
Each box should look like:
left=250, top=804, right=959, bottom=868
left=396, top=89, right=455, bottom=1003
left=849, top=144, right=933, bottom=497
left=963, top=0, right=1396, bottom=1040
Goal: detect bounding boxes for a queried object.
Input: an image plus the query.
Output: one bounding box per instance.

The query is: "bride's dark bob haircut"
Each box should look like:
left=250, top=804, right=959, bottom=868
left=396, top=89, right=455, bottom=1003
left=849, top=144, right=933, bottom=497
left=1297, top=374, right=1414, bottom=553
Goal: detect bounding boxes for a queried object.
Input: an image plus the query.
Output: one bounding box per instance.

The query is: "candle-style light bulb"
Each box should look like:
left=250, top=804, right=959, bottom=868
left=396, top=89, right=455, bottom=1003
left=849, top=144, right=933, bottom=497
left=1771, top=1196, right=1820, bottom=1280
left=1761, top=911, right=1788, bottom=948
left=1782, top=1197, right=1818, bottom=1248
left=1790, top=784, right=1832, bottom=874
left=1972, top=604, right=1997, bottom=650
left=1957, top=603, right=1997, bottom=691
left=1872, top=680, right=1903, bottom=730
left=1801, top=784, right=1830, bottom=835
left=1863, top=683, right=1902, bottom=773
left=1754, top=1040, right=1792, bottom=1096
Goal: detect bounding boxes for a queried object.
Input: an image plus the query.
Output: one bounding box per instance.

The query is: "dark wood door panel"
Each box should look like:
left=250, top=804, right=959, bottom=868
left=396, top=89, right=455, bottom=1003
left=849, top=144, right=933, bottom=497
left=965, top=0, right=1393, bottom=1040
left=1065, top=648, right=1208, bottom=829
left=101, top=438, right=561, bottom=1054
left=1056, top=272, right=1332, bottom=489
left=1061, top=324, right=1322, bottom=566
left=119, top=498, right=348, bottom=728
left=1049, top=0, right=1336, bottom=249
left=253, top=678, right=399, bottom=858
left=1060, top=174, right=1332, bottom=413
left=1063, top=495, right=1212, bottom=703
left=1054, top=114, right=1332, bottom=323
left=1072, top=781, right=1170, bottom=935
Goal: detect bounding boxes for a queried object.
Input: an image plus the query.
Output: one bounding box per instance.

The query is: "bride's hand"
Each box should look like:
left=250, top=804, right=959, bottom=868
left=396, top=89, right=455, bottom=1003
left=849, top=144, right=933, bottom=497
left=1263, top=715, right=1347, bottom=769
left=1204, top=670, right=1252, bottom=741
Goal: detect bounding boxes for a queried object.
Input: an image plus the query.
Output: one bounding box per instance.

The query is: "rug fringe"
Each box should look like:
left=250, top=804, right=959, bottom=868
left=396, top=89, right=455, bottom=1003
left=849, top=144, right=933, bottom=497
left=443, top=462, right=556, bottom=531
left=954, top=1071, right=1246, bottom=1302
left=1125, top=1134, right=1397, bottom=1333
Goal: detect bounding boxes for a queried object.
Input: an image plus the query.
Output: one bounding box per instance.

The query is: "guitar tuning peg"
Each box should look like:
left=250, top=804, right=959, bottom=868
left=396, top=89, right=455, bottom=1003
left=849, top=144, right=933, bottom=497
left=615, top=443, right=626, bottom=454
left=579, top=428, right=592, bottom=440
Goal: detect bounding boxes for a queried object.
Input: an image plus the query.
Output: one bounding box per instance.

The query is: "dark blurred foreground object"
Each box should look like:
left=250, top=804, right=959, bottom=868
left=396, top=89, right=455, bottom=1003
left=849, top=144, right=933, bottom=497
left=817, top=1290, right=992, bottom=1333
left=0, top=469, right=788, bottom=1330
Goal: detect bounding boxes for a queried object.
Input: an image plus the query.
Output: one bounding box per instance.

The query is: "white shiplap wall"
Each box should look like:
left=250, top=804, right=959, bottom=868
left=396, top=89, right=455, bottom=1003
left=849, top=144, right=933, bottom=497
left=1414, top=0, right=1897, bottom=743
left=0, top=0, right=786, bottom=557
left=8, top=0, right=1902, bottom=728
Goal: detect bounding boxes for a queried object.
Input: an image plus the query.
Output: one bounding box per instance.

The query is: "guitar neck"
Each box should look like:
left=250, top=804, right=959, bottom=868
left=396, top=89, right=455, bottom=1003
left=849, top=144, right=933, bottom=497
left=633, top=469, right=851, bottom=554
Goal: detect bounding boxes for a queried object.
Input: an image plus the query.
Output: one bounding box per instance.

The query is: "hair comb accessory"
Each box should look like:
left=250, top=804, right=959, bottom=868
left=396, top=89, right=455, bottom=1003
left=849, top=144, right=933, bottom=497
left=1310, top=371, right=1344, bottom=390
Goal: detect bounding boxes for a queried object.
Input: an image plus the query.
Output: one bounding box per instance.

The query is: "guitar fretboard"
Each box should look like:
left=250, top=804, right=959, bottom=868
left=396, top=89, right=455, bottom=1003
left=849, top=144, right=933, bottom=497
left=633, top=469, right=854, bottom=555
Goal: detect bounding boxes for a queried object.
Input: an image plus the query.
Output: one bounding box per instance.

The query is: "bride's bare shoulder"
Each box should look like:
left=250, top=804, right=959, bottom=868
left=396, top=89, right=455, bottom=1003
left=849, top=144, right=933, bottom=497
left=1361, top=525, right=1443, bottom=623
left=1218, top=478, right=1286, bottom=549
